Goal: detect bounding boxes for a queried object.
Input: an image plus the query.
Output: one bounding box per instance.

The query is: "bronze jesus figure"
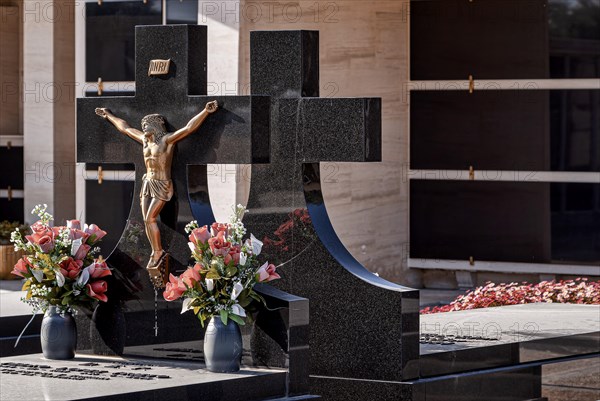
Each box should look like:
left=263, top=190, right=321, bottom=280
left=95, top=101, right=218, bottom=287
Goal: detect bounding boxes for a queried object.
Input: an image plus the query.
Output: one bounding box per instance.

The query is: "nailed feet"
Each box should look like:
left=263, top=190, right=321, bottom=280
left=147, top=251, right=169, bottom=289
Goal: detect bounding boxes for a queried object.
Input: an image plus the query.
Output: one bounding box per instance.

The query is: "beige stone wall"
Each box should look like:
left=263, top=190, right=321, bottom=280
left=23, top=1, right=75, bottom=223
left=238, top=1, right=418, bottom=286
left=0, top=3, right=20, bottom=136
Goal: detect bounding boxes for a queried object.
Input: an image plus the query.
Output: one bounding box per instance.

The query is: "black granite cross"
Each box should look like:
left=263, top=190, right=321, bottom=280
left=243, top=31, right=420, bottom=384
left=77, top=25, right=269, bottom=300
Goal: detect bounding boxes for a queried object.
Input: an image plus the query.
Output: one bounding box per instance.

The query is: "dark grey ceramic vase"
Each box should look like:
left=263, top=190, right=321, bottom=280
left=41, top=306, right=77, bottom=360
left=203, top=316, right=242, bottom=372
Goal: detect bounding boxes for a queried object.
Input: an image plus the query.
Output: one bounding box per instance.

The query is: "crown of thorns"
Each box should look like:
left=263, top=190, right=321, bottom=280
left=141, top=114, right=165, bottom=127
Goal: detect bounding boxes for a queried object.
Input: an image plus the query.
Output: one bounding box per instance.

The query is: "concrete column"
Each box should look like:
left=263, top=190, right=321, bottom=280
left=23, top=0, right=75, bottom=224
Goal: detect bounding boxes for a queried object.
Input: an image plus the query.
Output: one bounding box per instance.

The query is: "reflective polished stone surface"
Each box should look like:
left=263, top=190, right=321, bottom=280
left=419, top=303, right=600, bottom=377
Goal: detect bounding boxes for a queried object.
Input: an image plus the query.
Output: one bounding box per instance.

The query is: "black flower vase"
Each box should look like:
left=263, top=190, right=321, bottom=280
left=41, top=306, right=77, bottom=360
left=203, top=316, right=242, bottom=372
left=90, top=301, right=126, bottom=355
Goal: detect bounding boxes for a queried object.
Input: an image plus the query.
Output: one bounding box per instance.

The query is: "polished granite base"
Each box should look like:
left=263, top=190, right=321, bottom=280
left=0, top=353, right=289, bottom=401
left=0, top=289, right=41, bottom=357
left=312, top=365, right=544, bottom=401
left=312, top=303, right=599, bottom=401
left=419, top=303, right=600, bottom=377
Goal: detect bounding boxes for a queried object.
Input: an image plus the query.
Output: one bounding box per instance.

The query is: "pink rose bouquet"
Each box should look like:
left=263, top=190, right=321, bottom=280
left=9, top=204, right=111, bottom=313
left=163, top=205, right=280, bottom=327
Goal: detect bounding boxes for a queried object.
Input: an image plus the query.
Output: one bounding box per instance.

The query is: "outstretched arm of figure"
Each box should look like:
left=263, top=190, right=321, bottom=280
left=165, top=100, right=218, bottom=145
left=95, top=108, right=144, bottom=144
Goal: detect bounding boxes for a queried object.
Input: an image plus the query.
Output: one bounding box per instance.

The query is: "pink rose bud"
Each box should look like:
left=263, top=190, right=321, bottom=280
left=163, top=274, right=186, bottom=301
left=87, top=281, right=108, bottom=302
left=84, top=224, right=107, bottom=244
left=181, top=267, right=201, bottom=287
left=37, top=235, right=55, bottom=253
left=189, top=226, right=211, bottom=245
left=89, top=260, right=111, bottom=279
left=11, top=257, right=32, bottom=278
left=74, top=244, right=91, bottom=260
left=30, top=220, right=47, bottom=234
left=67, top=220, right=81, bottom=230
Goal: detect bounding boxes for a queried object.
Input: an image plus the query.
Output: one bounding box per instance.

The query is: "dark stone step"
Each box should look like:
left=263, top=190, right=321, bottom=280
left=0, top=313, right=42, bottom=357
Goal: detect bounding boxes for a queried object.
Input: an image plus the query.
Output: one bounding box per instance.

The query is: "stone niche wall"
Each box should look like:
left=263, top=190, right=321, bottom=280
left=0, top=1, right=20, bottom=136
left=238, top=0, right=416, bottom=286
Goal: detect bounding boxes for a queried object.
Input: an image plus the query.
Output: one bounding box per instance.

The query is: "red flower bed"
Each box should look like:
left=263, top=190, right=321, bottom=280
left=420, top=278, right=600, bottom=314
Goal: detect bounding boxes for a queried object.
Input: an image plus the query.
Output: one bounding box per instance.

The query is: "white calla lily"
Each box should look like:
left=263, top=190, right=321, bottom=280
left=55, top=271, right=65, bottom=287
left=181, top=298, right=194, bottom=314
left=231, top=282, right=244, bottom=300
left=231, top=303, right=246, bottom=317
left=205, top=278, right=214, bottom=292
left=31, top=269, right=44, bottom=283
left=77, top=265, right=91, bottom=286
left=250, top=233, right=263, bottom=256
left=71, top=238, right=82, bottom=257
left=239, top=252, right=247, bottom=266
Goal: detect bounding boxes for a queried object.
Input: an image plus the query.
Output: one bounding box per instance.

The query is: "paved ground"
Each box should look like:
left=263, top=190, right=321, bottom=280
left=542, top=357, right=600, bottom=401
left=0, top=280, right=31, bottom=318
left=0, top=280, right=23, bottom=292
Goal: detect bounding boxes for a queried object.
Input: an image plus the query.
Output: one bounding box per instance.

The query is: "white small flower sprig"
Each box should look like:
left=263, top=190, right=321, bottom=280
left=165, top=205, right=280, bottom=327
left=32, top=204, right=52, bottom=224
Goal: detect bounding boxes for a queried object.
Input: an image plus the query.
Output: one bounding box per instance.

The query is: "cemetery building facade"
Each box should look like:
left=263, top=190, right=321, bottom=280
left=0, top=2, right=598, bottom=401
left=1, top=0, right=599, bottom=290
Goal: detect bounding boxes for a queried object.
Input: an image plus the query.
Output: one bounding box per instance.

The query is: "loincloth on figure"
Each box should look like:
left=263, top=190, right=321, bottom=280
left=140, top=174, right=174, bottom=202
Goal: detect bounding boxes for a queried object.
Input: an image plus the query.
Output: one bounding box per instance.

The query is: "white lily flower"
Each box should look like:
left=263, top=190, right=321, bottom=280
left=181, top=298, right=194, bottom=314
left=205, top=278, right=214, bottom=292
left=77, top=265, right=92, bottom=286
left=231, top=303, right=246, bottom=317
left=256, top=262, right=268, bottom=282
left=239, top=252, right=247, bottom=266
left=71, top=238, right=82, bottom=257
left=31, top=269, right=43, bottom=283
left=250, top=233, right=263, bottom=256
left=231, top=282, right=244, bottom=300
left=55, top=271, right=65, bottom=287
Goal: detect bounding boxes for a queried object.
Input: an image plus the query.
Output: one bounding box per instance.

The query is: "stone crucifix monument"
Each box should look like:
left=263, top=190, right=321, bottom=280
left=74, top=26, right=315, bottom=399
left=76, top=25, right=271, bottom=352
left=78, top=25, right=269, bottom=289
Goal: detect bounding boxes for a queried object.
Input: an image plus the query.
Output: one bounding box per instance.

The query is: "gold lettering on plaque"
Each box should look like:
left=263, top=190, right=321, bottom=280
left=148, top=59, right=171, bottom=76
